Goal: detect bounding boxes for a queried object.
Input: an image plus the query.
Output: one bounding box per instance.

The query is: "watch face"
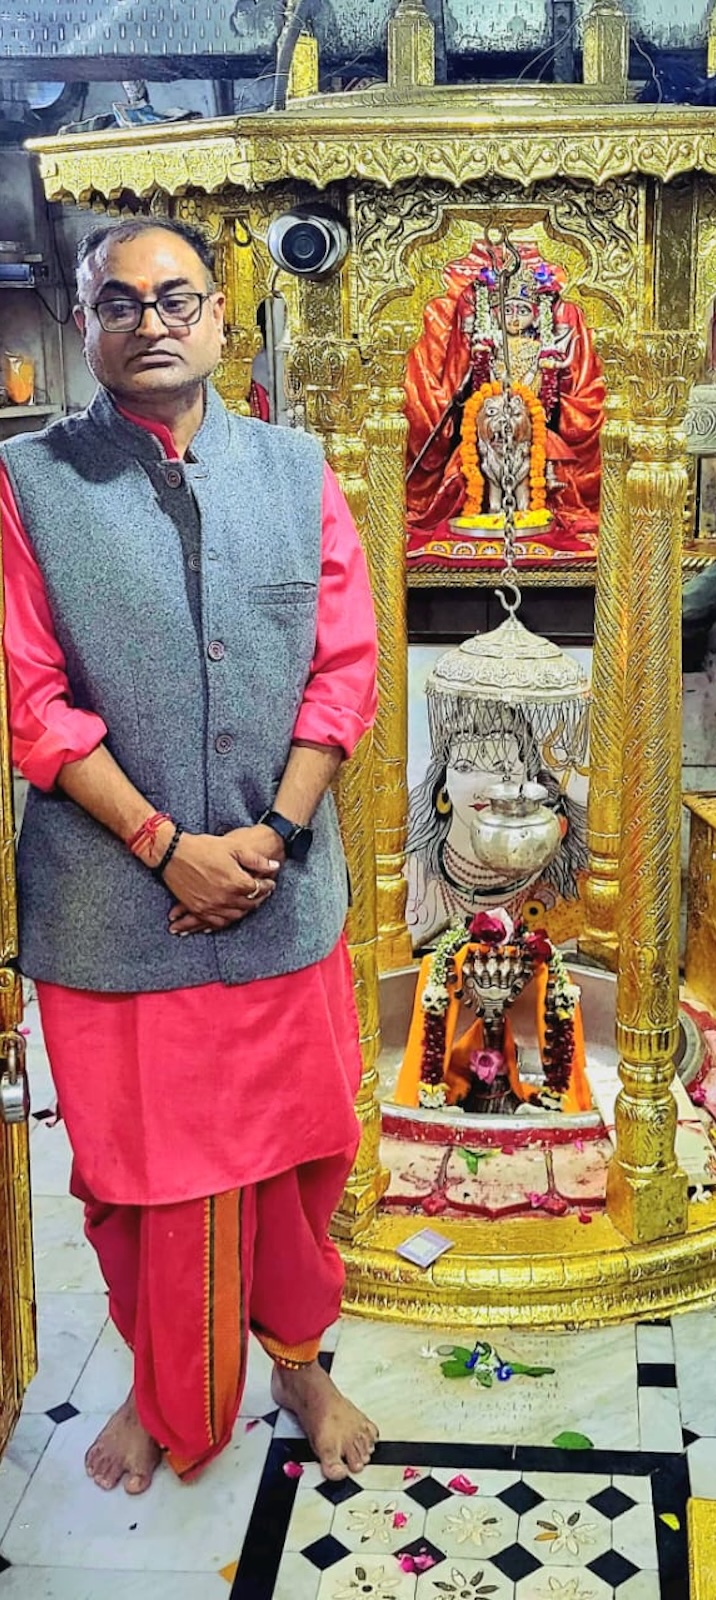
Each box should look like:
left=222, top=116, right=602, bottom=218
left=291, top=827, right=312, bottom=863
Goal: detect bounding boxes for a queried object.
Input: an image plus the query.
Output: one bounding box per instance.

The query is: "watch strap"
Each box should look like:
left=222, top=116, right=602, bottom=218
left=258, top=809, right=313, bottom=859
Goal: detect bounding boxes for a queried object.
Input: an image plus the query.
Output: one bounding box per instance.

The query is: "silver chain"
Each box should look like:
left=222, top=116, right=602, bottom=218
left=487, top=229, right=522, bottom=612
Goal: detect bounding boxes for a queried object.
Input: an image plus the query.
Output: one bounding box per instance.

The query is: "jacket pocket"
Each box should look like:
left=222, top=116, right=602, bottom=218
left=249, top=582, right=317, bottom=606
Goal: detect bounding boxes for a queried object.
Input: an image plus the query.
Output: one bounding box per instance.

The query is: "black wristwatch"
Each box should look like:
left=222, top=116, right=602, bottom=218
left=258, top=809, right=313, bottom=863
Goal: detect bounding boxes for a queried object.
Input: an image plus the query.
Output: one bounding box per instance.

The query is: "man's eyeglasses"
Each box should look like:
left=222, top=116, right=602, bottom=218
left=84, top=291, right=211, bottom=334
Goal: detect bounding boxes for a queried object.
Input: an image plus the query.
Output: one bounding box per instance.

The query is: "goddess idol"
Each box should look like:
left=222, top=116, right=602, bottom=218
left=405, top=241, right=605, bottom=563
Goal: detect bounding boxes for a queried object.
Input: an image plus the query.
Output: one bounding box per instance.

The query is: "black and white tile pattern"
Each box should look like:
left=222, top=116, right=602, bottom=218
left=235, top=1444, right=689, bottom=1600
left=0, top=997, right=710, bottom=1597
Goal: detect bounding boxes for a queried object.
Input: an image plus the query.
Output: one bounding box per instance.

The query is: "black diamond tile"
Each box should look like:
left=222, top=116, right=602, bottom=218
left=498, top=1480, right=544, bottom=1515
left=316, top=1476, right=363, bottom=1506
left=491, top=1543, right=542, bottom=1582
left=318, top=1350, right=334, bottom=1374
left=261, top=1408, right=279, bottom=1428
left=0, top=1557, right=11, bottom=1573
left=588, top=1485, right=637, bottom=1519
left=45, top=1401, right=79, bottom=1424
left=405, top=1475, right=452, bottom=1510
left=683, top=1427, right=700, bottom=1447
left=588, top=1550, right=640, bottom=1587
left=395, top=1536, right=445, bottom=1570
left=302, top=1534, right=351, bottom=1570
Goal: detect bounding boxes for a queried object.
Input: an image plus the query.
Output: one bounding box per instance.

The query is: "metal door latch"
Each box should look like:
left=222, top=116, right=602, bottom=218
left=0, top=1032, right=29, bottom=1125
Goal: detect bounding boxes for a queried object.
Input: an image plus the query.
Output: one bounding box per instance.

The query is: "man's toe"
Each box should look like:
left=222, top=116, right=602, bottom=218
left=321, top=1452, right=350, bottom=1481
left=345, top=1439, right=370, bottom=1474
left=125, top=1472, right=153, bottom=1495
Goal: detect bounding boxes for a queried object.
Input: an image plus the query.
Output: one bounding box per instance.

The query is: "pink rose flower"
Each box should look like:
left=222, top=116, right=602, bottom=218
left=469, top=1049, right=504, bottom=1084
left=468, top=909, right=514, bottom=944
left=524, top=930, right=553, bottom=964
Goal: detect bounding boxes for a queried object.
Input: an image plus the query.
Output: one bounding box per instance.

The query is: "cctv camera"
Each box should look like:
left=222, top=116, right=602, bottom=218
left=266, top=206, right=349, bottom=279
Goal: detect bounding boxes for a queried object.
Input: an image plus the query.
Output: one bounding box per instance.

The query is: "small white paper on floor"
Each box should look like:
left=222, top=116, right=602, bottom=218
left=395, top=1228, right=454, bottom=1267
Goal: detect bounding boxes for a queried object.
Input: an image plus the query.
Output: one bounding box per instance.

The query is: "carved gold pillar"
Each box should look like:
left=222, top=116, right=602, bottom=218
left=365, top=325, right=412, bottom=971
left=709, top=0, right=716, bottom=77
left=216, top=212, right=260, bottom=416
left=607, top=333, right=700, bottom=1244
left=387, top=0, right=436, bottom=89
left=581, top=339, right=630, bottom=968
left=286, top=335, right=387, bottom=1239
left=287, top=29, right=320, bottom=100
left=582, top=0, right=629, bottom=94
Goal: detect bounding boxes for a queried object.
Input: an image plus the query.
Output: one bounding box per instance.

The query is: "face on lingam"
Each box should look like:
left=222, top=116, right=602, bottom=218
left=446, top=735, right=526, bottom=839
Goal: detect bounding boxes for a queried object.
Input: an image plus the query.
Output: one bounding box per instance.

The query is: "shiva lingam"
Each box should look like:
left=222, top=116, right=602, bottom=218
left=460, top=923, right=535, bottom=1114
left=395, top=907, right=588, bottom=1117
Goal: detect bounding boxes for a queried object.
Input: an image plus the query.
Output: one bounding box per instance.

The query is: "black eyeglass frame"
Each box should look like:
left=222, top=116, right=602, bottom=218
left=82, top=291, right=213, bottom=332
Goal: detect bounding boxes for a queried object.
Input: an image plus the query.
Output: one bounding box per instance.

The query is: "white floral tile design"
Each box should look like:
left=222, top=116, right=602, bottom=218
left=276, top=1463, right=662, bottom=1600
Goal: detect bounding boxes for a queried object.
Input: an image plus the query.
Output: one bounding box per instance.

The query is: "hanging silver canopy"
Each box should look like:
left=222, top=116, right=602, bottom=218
left=426, top=614, right=590, bottom=782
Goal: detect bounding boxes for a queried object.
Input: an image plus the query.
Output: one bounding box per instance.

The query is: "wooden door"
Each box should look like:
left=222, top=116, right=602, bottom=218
left=0, top=529, right=35, bottom=1457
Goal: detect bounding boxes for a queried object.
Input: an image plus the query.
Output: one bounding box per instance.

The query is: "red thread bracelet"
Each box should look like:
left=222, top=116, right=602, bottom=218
left=127, top=812, right=173, bottom=858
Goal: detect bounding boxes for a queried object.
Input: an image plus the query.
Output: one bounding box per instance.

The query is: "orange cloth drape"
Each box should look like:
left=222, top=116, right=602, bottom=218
left=394, top=945, right=589, bottom=1113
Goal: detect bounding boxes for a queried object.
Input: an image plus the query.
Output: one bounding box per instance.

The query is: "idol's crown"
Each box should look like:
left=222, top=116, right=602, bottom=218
left=478, top=259, right=561, bottom=302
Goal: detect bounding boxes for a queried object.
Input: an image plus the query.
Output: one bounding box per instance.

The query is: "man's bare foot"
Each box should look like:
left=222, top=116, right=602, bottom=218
left=272, top=1361, right=379, bottom=1481
left=85, top=1389, right=162, bottom=1494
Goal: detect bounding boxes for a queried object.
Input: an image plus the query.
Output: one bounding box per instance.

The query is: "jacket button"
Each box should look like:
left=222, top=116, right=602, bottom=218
left=165, top=467, right=182, bottom=488
left=188, top=552, right=200, bottom=572
left=207, top=640, right=225, bottom=661
left=215, top=733, right=233, bottom=755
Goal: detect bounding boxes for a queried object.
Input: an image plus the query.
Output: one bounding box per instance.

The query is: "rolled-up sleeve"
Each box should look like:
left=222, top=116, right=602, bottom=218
left=1, top=462, right=107, bottom=791
left=293, top=463, right=379, bottom=757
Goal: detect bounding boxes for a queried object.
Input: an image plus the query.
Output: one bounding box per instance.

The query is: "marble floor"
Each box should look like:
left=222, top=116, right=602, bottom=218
left=2, top=998, right=715, bottom=1598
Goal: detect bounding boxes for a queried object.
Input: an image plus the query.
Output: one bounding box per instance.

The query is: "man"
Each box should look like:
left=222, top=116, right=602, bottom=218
left=0, top=218, right=379, bottom=1493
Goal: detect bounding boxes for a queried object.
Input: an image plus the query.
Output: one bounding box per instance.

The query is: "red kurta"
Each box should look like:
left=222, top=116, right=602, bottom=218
left=1, top=415, right=377, bottom=1208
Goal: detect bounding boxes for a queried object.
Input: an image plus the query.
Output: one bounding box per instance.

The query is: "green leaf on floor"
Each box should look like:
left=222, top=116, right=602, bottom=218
left=441, top=1361, right=473, bottom=1379
left=552, top=1430, right=595, bottom=1450
left=509, top=1362, right=556, bottom=1377
left=458, top=1148, right=495, bottom=1175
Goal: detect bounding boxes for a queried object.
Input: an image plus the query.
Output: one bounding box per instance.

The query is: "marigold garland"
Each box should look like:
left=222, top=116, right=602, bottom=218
left=460, top=380, right=548, bottom=517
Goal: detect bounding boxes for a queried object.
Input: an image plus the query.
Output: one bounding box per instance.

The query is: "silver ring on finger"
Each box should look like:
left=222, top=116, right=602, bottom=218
left=246, top=882, right=262, bottom=901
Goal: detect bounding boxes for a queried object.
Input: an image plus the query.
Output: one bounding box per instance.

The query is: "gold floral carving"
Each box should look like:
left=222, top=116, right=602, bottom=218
left=352, top=178, right=642, bottom=335
left=608, top=333, right=701, bottom=1244
left=29, top=109, right=716, bottom=208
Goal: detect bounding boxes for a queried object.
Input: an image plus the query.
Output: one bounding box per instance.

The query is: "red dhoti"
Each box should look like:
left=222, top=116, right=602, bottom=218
left=71, top=1147, right=355, bottom=1480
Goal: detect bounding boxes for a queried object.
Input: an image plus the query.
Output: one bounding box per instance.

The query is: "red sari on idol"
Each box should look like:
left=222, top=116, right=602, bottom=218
left=405, top=242, right=605, bottom=549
